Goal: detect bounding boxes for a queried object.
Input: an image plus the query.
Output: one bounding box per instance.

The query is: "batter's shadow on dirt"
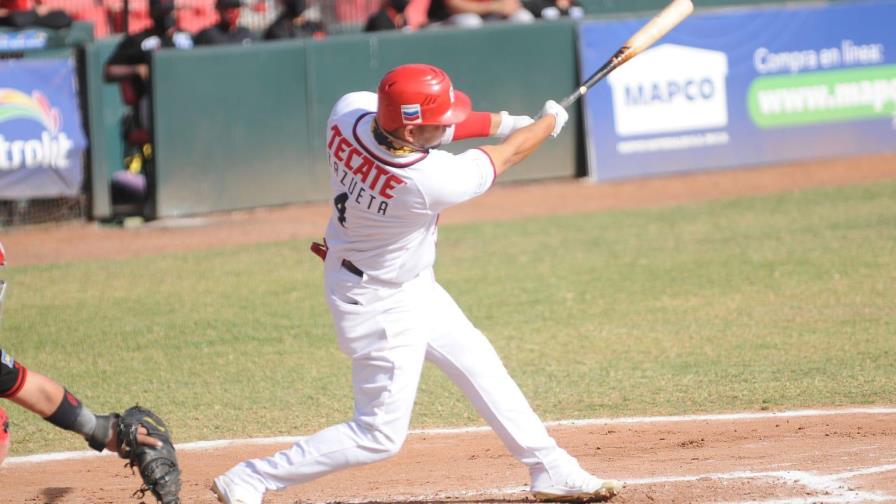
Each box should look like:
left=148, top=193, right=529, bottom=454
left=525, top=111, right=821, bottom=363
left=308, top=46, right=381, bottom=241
left=40, top=487, right=73, bottom=502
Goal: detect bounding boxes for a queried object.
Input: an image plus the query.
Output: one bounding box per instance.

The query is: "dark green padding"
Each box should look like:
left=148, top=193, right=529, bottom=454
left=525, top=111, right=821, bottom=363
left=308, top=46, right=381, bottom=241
left=150, top=21, right=579, bottom=217
left=151, top=41, right=313, bottom=217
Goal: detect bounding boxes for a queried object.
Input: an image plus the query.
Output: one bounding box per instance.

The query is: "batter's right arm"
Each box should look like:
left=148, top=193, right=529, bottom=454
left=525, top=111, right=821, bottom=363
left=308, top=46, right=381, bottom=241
left=479, top=100, right=567, bottom=176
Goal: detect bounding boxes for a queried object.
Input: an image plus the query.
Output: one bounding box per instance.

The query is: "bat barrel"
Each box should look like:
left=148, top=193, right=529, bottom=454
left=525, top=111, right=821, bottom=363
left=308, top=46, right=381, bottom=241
left=555, top=0, right=693, bottom=109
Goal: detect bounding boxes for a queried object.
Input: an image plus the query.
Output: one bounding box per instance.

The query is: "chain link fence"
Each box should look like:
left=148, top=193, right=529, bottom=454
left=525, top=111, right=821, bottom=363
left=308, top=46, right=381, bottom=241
left=0, top=197, right=86, bottom=228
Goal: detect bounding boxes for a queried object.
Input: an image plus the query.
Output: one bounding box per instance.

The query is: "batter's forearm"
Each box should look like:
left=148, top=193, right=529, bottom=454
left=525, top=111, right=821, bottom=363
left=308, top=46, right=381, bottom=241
left=453, top=112, right=526, bottom=141
left=481, top=114, right=555, bottom=176
left=489, top=113, right=501, bottom=136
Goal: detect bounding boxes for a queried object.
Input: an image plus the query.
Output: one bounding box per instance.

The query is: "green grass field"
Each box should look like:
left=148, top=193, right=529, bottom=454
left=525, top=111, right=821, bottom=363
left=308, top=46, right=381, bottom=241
left=3, top=180, right=895, bottom=455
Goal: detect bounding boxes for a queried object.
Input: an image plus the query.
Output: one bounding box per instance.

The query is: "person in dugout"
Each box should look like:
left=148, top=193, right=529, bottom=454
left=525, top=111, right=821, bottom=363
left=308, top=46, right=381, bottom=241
left=104, top=0, right=193, bottom=129
left=194, top=0, right=255, bottom=46
left=103, top=0, right=192, bottom=217
left=363, top=0, right=410, bottom=32
left=263, top=0, right=324, bottom=40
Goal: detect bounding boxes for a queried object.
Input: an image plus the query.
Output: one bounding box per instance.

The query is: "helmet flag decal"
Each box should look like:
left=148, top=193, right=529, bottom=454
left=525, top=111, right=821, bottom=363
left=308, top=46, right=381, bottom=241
left=401, top=104, right=422, bottom=124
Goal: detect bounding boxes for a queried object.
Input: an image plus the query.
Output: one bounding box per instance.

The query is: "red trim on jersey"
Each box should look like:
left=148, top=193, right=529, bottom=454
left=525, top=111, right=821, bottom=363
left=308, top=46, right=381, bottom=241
left=352, top=113, right=428, bottom=169
left=2, top=362, right=28, bottom=399
left=476, top=148, right=497, bottom=187
left=452, top=111, right=491, bottom=141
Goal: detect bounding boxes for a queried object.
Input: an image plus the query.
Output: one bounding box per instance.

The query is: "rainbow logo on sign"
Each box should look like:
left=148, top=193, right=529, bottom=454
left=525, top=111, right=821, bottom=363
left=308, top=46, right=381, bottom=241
left=401, top=104, right=422, bottom=124
left=0, top=88, right=61, bottom=134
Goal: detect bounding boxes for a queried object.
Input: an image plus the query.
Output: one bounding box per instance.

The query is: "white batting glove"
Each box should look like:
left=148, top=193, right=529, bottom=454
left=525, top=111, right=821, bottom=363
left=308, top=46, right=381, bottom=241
left=539, top=100, right=568, bottom=138
left=496, top=111, right=535, bottom=138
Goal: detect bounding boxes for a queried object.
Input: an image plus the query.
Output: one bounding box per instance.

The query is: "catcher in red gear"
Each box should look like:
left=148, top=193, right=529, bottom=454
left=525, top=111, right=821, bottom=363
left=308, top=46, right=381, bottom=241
left=0, top=242, right=181, bottom=503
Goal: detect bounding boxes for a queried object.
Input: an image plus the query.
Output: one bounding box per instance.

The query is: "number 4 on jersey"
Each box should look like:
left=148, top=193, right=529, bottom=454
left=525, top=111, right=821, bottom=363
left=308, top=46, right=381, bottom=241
left=334, top=192, right=349, bottom=227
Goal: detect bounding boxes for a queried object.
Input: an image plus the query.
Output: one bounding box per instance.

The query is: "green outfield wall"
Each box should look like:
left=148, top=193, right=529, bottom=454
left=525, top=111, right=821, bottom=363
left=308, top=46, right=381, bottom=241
left=148, top=21, right=579, bottom=218
left=151, top=42, right=315, bottom=216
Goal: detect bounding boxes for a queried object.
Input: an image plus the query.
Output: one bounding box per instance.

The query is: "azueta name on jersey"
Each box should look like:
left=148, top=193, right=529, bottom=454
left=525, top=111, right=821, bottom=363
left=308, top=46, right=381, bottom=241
left=327, top=124, right=405, bottom=217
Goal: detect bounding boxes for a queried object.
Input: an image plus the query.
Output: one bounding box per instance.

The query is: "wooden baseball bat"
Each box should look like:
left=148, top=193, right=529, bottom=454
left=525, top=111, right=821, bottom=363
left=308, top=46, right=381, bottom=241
left=559, top=0, right=695, bottom=109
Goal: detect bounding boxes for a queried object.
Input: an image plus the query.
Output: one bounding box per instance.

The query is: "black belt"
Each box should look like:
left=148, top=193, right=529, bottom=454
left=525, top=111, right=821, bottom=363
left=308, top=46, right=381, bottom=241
left=341, top=259, right=364, bottom=278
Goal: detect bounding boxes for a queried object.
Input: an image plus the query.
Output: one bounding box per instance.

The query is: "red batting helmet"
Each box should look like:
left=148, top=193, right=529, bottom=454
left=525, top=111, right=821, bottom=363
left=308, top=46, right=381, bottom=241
left=376, top=64, right=472, bottom=131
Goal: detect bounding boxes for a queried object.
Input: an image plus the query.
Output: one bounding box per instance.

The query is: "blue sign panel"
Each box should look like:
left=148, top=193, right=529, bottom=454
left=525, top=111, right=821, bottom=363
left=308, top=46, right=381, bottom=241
left=577, top=1, right=896, bottom=181
left=0, top=58, right=88, bottom=199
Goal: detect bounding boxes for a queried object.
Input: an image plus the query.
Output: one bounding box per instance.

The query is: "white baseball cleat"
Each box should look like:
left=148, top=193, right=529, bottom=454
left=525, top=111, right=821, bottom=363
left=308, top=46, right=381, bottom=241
left=211, top=474, right=264, bottom=504
left=531, top=470, right=623, bottom=502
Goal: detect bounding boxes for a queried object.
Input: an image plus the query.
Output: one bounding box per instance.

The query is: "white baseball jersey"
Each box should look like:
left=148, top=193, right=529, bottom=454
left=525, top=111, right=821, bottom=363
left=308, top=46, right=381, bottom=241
left=324, top=91, right=496, bottom=284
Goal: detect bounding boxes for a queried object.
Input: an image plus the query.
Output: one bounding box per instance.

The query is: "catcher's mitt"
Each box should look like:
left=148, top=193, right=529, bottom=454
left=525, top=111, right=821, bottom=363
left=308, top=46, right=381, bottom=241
left=116, top=406, right=182, bottom=504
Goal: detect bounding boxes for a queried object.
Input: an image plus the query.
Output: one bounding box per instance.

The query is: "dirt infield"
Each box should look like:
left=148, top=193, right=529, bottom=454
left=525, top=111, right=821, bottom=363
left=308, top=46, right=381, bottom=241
left=2, top=409, right=895, bottom=503
left=2, top=153, right=896, bottom=503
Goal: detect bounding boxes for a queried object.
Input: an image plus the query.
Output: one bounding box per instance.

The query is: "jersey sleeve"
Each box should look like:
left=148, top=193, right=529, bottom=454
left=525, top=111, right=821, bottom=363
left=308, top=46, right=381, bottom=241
left=329, top=91, right=378, bottom=122
left=420, top=149, right=496, bottom=212
left=438, top=111, right=491, bottom=145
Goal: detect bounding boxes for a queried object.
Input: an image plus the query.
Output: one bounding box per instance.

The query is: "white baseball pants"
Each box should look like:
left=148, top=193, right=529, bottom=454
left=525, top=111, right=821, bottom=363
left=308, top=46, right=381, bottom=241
left=223, top=255, right=582, bottom=495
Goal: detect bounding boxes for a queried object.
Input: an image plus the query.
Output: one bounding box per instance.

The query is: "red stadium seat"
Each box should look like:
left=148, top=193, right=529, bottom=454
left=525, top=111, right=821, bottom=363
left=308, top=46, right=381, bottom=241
left=334, top=0, right=378, bottom=24
left=175, top=0, right=216, bottom=33
left=106, top=0, right=152, bottom=33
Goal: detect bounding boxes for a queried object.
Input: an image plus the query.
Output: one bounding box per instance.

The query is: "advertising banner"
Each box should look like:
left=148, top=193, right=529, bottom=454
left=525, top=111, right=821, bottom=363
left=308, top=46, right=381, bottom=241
left=578, top=1, right=896, bottom=181
left=0, top=58, right=87, bottom=199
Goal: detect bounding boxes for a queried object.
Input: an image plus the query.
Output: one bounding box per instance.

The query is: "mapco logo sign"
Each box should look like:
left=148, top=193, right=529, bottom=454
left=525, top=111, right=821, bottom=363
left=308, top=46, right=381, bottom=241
left=607, top=44, right=729, bottom=136
left=0, top=88, right=73, bottom=171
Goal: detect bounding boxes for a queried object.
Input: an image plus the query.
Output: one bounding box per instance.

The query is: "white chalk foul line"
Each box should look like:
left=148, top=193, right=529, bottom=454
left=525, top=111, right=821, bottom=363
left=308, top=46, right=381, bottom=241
left=5, top=406, right=895, bottom=466
left=333, top=465, right=896, bottom=504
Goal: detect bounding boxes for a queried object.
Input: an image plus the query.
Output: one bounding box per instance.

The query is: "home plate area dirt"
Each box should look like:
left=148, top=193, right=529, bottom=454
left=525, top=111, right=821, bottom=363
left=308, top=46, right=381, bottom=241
left=2, top=409, right=895, bottom=503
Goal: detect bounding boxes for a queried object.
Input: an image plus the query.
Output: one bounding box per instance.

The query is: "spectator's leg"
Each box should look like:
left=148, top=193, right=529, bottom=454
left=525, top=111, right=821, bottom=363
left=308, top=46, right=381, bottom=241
left=445, top=12, right=484, bottom=27
left=506, top=7, right=534, bottom=23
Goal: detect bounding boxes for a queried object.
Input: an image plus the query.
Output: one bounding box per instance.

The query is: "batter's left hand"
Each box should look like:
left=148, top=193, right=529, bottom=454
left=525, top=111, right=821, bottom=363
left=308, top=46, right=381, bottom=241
left=539, top=100, right=568, bottom=138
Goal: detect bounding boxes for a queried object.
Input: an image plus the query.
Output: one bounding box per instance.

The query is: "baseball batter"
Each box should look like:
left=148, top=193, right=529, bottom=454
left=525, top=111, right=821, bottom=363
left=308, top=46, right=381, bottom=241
left=213, top=64, right=622, bottom=503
